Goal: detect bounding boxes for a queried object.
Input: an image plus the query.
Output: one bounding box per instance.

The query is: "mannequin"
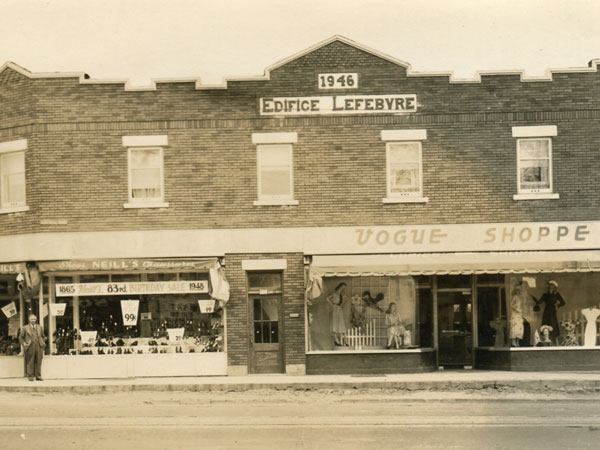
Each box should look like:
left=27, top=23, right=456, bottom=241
left=509, top=282, right=525, bottom=346
left=581, top=306, right=600, bottom=347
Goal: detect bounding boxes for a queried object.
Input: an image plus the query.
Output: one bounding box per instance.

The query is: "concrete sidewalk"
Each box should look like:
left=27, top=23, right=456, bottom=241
left=2, top=370, right=600, bottom=393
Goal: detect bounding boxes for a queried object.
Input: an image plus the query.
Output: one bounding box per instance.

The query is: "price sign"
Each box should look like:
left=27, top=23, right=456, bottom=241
left=120, top=300, right=139, bottom=326
left=198, top=299, right=215, bottom=314
left=80, top=331, right=97, bottom=346
left=50, top=303, right=67, bottom=316
left=167, top=327, right=185, bottom=342
left=1, top=302, right=17, bottom=319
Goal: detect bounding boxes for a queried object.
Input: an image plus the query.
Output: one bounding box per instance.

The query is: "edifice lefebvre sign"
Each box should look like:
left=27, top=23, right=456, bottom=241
left=260, top=94, right=417, bottom=116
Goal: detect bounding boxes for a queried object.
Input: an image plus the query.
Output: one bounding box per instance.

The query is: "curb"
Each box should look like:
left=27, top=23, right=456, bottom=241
left=2, top=378, right=600, bottom=394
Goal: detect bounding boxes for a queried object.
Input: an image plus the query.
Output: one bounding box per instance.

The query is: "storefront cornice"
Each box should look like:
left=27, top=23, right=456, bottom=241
left=0, top=220, right=598, bottom=262
left=5, top=108, right=600, bottom=140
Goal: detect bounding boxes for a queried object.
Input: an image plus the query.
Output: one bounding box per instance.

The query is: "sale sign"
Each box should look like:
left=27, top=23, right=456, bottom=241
left=167, top=327, right=185, bottom=342
left=1, top=301, right=17, bottom=319
left=80, top=331, right=97, bottom=346
left=50, top=303, right=67, bottom=316
left=198, top=299, right=215, bottom=314
left=120, top=300, right=139, bottom=326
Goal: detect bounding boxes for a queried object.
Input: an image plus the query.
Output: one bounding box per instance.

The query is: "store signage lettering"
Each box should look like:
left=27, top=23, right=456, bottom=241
left=0, top=263, right=25, bottom=274
left=55, top=280, right=208, bottom=297
left=40, top=259, right=210, bottom=272
left=260, top=94, right=417, bottom=116
left=354, top=223, right=593, bottom=249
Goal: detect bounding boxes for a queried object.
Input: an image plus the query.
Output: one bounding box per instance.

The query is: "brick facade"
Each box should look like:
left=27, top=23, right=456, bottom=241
left=1, top=37, right=599, bottom=375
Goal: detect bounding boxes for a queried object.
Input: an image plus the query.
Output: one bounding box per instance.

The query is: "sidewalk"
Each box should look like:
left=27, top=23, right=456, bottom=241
left=2, top=370, right=600, bottom=393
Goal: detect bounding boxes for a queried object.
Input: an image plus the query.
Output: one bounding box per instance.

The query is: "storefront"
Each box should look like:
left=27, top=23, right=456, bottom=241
left=303, top=222, right=600, bottom=374
left=0, top=258, right=228, bottom=379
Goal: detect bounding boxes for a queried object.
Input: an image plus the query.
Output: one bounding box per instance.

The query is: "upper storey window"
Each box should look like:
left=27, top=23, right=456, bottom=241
left=252, top=133, right=299, bottom=206
left=122, top=136, right=169, bottom=209
left=0, top=139, right=28, bottom=214
left=381, top=130, right=428, bottom=204
left=512, top=126, right=559, bottom=200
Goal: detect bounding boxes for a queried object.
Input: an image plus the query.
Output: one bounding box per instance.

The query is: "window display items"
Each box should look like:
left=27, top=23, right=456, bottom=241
left=509, top=282, right=525, bottom=347
left=490, top=317, right=506, bottom=347
left=559, top=320, right=580, bottom=346
left=350, top=294, right=366, bottom=329
left=580, top=307, right=600, bottom=347
left=361, top=291, right=385, bottom=311
left=532, top=280, right=565, bottom=345
left=537, top=325, right=554, bottom=347
left=327, top=282, right=348, bottom=346
left=385, top=302, right=405, bottom=349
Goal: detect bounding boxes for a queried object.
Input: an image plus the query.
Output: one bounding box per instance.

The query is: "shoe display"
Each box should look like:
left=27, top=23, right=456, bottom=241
left=36, top=377, right=43, bottom=381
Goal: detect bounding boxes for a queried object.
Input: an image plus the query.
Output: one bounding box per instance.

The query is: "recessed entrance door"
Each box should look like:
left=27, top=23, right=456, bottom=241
left=438, top=289, right=473, bottom=367
left=249, top=294, right=284, bottom=374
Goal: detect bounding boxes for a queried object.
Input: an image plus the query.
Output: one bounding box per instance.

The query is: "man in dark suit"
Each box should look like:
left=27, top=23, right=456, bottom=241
left=19, top=314, right=45, bottom=381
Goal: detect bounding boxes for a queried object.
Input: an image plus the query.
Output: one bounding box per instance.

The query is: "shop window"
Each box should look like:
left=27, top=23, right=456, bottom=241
left=307, top=276, right=434, bottom=352
left=437, top=275, right=471, bottom=290
left=512, top=126, right=559, bottom=200
left=386, top=142, right=423, bottom=197
left=0, top=275, right=20, bottom=356
left=477, top=285, right=507, bottom=348
left=381, top=129, right=428, bottom=204
left=252, top=132, right=299, bottom=206
left=122, top=135, right=169, bottom=209
left=0, top=139, right=28, bottom=213
left=256, top=144, right=294, bottom=202
left=517, top=139, right=552, bottom=193
left=50, top=271, right=223, bottom=355
left=128, top=148, right=164, bottom=202
left=506, top=273, right=600, bottom=348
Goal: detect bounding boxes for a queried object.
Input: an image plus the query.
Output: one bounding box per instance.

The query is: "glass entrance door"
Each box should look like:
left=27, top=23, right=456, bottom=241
left=437, top=288, right=473, bottom=367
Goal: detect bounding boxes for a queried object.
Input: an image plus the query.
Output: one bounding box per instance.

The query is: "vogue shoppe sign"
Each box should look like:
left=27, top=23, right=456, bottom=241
left=303, top=221, right=600, bottom=254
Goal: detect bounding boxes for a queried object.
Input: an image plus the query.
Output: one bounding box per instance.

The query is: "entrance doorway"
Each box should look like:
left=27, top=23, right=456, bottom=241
left=437, top=276, right=473, bottom=368
left=247, top=272, right=284, bottom=374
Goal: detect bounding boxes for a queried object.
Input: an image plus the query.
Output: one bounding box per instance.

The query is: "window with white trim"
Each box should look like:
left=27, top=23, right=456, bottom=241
left=0, top=139, right=27, bottom=212
left=386, top=141, right=423, bottom=198
left=257, top=144, right=294, bottom=201
left=128, top=147, right=164, bottom=202
left=122, top=135, right=168, bottom=208
left=516, top=138, right=552, bottom=194
left=1, top=151, right=26, bottom=208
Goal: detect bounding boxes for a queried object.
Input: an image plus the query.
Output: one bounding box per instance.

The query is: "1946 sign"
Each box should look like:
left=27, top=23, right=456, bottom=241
left=318, top=73, right=358, bottom=89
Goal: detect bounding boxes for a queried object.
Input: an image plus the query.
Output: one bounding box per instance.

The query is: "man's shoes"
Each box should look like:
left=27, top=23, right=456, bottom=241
left=36, top=377, right=43, bottom=381
left=28, top=377, right=34, bottom=381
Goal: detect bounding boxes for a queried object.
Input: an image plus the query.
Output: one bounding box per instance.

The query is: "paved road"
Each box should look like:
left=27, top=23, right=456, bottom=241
left=2, top=389, right=600, bottom=449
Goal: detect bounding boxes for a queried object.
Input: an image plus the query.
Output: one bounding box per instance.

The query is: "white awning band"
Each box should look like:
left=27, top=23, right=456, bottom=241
left=310, top=251, right=600, bottom=277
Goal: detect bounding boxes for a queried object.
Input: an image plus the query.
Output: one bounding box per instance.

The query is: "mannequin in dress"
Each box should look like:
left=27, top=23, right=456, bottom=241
left=581, top=306, right=600, bottom=347
left=509, top=282, right=525, bottom=346
left=532, top=280, right=565, bottom=345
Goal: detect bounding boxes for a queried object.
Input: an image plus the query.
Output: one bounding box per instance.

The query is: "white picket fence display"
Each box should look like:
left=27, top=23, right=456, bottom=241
left=345, top=319, right=377, bottom=350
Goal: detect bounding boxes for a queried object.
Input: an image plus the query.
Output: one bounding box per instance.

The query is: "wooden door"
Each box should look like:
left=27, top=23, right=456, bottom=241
left=249, top=294, right=283, bottom=374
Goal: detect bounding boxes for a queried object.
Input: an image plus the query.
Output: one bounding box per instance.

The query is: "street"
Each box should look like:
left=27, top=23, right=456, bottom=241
left=1, top=388, right=600, bottom=449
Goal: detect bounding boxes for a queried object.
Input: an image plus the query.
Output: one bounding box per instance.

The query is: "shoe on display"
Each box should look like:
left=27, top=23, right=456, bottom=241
left=28, top=377, right=34, bottom=381
left=36, top=377, right=43, bottom=381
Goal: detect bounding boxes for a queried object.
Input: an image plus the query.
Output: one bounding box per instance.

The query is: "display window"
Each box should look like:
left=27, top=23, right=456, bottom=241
left=47, top=271, right=224, bottom=356
left=505, top=273, right=600, bottom=348
left=0, top=275, right=21, bottom=356
left=307, top=275, right=433, bottom=352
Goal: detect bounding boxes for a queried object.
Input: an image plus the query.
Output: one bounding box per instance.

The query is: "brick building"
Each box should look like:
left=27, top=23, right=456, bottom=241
left=0, top=36, right=599, bottom=378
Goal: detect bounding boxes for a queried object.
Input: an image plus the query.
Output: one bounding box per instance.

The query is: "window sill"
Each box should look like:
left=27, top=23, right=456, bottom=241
left=513, top=193, right=559, bottom=200
left=123, top=202, right=169, bottom=209
left=382, top=196, right=429, bottom=204
left=0, top=205, right=30, bottom=215
left=253, top=199, right=299, bottom=206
